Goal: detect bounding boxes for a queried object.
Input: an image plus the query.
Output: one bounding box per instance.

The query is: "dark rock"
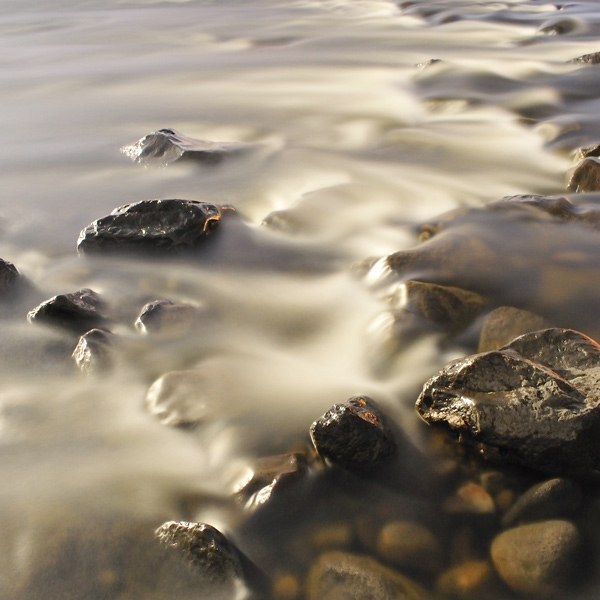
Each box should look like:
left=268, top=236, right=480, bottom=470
left=306, top=551, right=432, bottom=600
left=77, top=199, right=228, bottom=254
left=72, top=328, right=114, bottom=374
left=490, top=520, right=581, bottom=596
left=310, top=396, right=397, bottom=472
left=0, top=259, right=19, bottom=294
left=416, top=328, right=600, bottom=475
left=501, top=477, right=582, bottom=527
left=235, top=453, right=308, bottom=510
left=478, top=306, right=550, bottom=352
left=155, top=521, right=269, bottom=598
left=568, top=157, right=600, bottom=192
left=569, top=52, right=600, bottom=65
left=135, top=299, right=204, bottom=336
left=121, top=128, right=253, bottom=167
left=27, top=288, right=107, bottom=335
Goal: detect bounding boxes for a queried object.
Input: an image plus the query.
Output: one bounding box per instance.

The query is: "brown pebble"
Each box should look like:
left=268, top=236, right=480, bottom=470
left=273, top=574, right=301, bottom=600
left=436, top=560, right=502, bottom=599
left=444, top=482, right=495, bottom=515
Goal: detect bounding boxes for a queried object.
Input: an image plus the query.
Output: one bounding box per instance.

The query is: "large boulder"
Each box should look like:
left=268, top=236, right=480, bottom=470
left=77, top=199, right=230, bottom=254
left=416, top=328, right=600, bottom=475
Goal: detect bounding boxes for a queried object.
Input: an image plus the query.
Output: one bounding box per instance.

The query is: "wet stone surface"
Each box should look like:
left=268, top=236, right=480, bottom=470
left=0, top=258, right=19, bottom=294
left=72, top=328, right=114, bottom=374
left=77, top=199, right=226, bottom=254
left=568, top=157, right=600, bottom=193
left=310, top=396, right=397, bottom=472
left=416, top=328, right=600, bottom=475
left=135, top=299, right=204, bottom=336
left=27, top=288, right=107, bottom=335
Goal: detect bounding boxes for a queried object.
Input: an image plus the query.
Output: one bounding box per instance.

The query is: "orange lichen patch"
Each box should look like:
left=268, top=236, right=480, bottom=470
left=359, top=411, right=378, bottom=424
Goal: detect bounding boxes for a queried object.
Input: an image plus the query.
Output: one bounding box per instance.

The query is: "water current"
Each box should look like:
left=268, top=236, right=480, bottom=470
left=4, top=0, right=600, bottom=598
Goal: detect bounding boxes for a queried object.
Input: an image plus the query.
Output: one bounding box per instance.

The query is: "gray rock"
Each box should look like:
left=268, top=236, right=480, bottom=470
left=568, top=157, right=600, bottom=193
left=0, top=259, right=19, bottom=294
left=569, top=51, right=600, bottom=65
left=306, top=551, right=432, bottom=600
left=27, top=289, right=107, bottom=335
left=310, top=396, right=397, bottom=472
left=121, top=128, right=254, bottom=167
left=155, top=521, right=269, bottom=598
left=416, top=328, right=600, bottom=475
left=501, top=478, right=582, bottom=527
left=72, top=328, right=114, bottom=374
left=490, top=520, right=581, bottom=596
left=77, top=199, right=228, bottom=254
left=235, top=453, right=308, bottom=510
left=135, top=299, right=204, bottom=336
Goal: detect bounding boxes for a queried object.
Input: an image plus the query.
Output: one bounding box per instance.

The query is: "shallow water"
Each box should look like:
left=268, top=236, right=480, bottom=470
left=4, top=0, right=600, bottom=598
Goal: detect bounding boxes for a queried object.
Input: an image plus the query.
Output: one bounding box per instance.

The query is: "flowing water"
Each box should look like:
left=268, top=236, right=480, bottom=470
left=4, top=0, right=600, bottom=598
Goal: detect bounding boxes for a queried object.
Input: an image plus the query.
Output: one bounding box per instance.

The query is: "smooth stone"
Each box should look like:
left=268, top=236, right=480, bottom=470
left=376, top=520, right=442, bottom=573
left=234, top=452, right=308, bottom=510
left=306, top=551, right=432, bottom=600
left=77, top=199, right=227, bottom=254
left=0, top=258, right=19, bottom=294
left=443, top=482, right=495, bottom=515
left=478, top=306, right=550, bottom=352
left=416, top=328, right=600, bottom=475
left=501, top=477, right=582, bottom=527
left=27, top=288, right=107, bottom=335
left=310, top=396, right=397, bottom=472
left=121, top=128, right=254, bottom=167
left=72, top=328, right=114, bottom=374
left=490, top=520, right=581, bottom=596
left=436, top=560, right=502, bottom=600
left=134, top=299, right=204, bottom=336
left=310, top=523, right=354, bottom=552
left=568, top=157, right=600, bottom=193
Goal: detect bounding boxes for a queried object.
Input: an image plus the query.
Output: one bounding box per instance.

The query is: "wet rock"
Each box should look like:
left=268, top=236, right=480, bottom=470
left=490, top=520, right=581, bottom=596
left=306, top=551, right=432, bottom=600
left=310, top=523, right=354, bottom=552
left=569, top=51, right=600, bottom=65
left=135, top=299, right=204, bottom=336
left=27, top=288, right=107, bottom=335
left=501, top=477, right=582, bottom=527
left=416, top=328, right=600, bottom=475
left=145, top=368, right=226, bottom=428
left=155, top=521, right=269, bottom=598
left=235, top=452, right=309, bottom=510
left=121, top=128, right=254, bottom=167
left=77, top=199, right=228, bottom=254
left=72, top=328, right=114, bottom=374
left=443, top=482, right=495, bottom=515
left=310, top=396, right=397, bottom=472
left=0, top=258, right=19, bottom=294
left=435, top=560, right=502, bottom=600
left=498, top=194, right=600, bottom=225
left=478, top=306, right=550, bottom=352
left=568, top=157, right=600, bottom=192
left=376, top=520, right=442, bottom=574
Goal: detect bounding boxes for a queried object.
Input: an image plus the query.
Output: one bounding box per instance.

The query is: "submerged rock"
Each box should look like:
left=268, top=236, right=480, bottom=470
left=568, top=157, right=600, bottom=193
left=121, top=128, right=254, bottom=167
left=0, top=259, right=19, bottom=294
left=155, top=521, right=269, bottom=598
left=135, top=299, right=204, bottom=336
left=27, top=288, right=107, bottom=334
left=490, top=520, right=581, bottom=597
left=72, top=328, right=114, bottom=374
left=77, top=199, right=229, bottom=254
left=310, top=396, right=397, bottom=472
left=478, top=306, right=550, bottom=352
left=306, top=551, right=431, bottom=600
left=417, top=328, right=600, bottom=474
left=436, top=560, right=501, bottom=600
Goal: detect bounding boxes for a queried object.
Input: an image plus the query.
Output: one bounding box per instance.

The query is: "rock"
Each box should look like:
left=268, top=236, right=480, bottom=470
left=568, top=157, right=600, bottom=192
left=121, top=128, right=254, bottom=167
left=435, top=560, right=502, bottom=600
left=0, top=259, right=19, bottom=294
left=155, top=521, right=269, bottom=598
left=306, top=551, right=431, bottom=600
left=569, top=51, right=600, bottom=65
left=72, top=328, right=114, bottom=374
left=443, top=482, right=495, bottom=515
left=235, top=453, right=309, bottom=510
left=272, top=574, right=301, bottom=600
left=478, top=306, right=550, bottom=352
left=310, top=396, right=397, bottom=472
left=77, top=199, right=229, bottom=254
left=416, top=328, right=600, bottom=475
left=27, top=288, right=107, bottom=335
left=310, top=523, right=354, bottom=552
left=135, top=299, right=204, bottom=336
left=145, top=368, right=226, bottom=429
left=376, top=520, right=442, bottom=573
left=490, top=520, right=581, bottom=596
left=501, top=477, right=582, bottom=527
